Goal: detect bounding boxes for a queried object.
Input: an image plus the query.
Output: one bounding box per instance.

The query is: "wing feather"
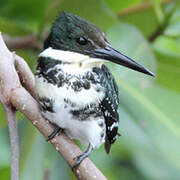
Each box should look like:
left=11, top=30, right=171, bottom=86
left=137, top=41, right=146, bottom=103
left=93, top=65, right=119, bottom=153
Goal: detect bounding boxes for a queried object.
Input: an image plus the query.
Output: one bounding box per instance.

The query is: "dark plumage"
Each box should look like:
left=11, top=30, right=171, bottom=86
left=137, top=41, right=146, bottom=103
left=92, top=65, right=119, bottom=153
left=44, top=11, right=108, bottom=52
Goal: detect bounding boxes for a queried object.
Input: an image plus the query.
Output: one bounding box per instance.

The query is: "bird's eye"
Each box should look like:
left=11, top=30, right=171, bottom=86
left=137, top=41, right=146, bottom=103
left=76, top=37, right=88, bottom=45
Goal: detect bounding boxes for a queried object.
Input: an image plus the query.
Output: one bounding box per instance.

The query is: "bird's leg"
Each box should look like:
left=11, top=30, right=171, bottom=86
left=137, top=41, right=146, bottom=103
left=72, top=144, right=93, bottom=170
left=47, top=125, right=63, bottom=141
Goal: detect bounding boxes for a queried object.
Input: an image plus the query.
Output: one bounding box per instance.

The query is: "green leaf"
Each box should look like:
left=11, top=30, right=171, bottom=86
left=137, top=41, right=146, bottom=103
left=150, top=0, right=164, bottom=24
left=152, top=36, right=180, bottom=57
left=20, top=130, right=69, bottom=180
left=91, top=146, right=144, bottom=179
left=20, top=132, right=46, bottom=180
left=106, top=23, right=156, bottom=83
left=113, top=78, right=180, bottom=178
left=106, top=22, right=180, bottom=178
left=113, top=107, right=180, bottom=179
left=153, top=50, right=180, bottom=93
left=165, top=21, right=180, bottom=37
left=165, top=5, right=180, bottom=37
left=0, top=0, right=48, bottom=29
left=40, top=0, right=118, bottom=34
left=105, top=0, right=145, bottom=12
left=49, top=156, right=69, bottom=180
left=19, top=121, right=36, bottom=174
left=119, top=4, right=159, bottom=37
left=0, top=105, right=7, bottom=129
left=0, top=16, right=31, bottom=36
left=0, top=129, right=10, bottom=167
left=150, top=4, right=180, bottom=93
left=16, top=50, right=38, bottom=72
left=0, top=167, right=10, bottom=180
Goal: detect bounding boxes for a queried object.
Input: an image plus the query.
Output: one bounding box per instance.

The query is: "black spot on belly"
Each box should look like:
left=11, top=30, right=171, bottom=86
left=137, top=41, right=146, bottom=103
left=85, top=71, right=94, bottom=81
left=83, top=80, right=91, bottom=89
left=71, top=81, right=83, bottom=91
left=38, top=97, right=54, bottom=113
left=70, top=104, right=103, bottom=121
left=71, top=79, right=92, bottom=91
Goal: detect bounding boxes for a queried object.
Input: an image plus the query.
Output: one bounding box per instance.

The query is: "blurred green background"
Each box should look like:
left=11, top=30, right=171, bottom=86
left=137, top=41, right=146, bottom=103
left=0, top=0, right=180, bottom=179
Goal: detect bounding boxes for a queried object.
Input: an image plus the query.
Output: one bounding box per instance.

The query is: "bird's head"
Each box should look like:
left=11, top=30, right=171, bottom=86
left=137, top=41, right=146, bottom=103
left=42, top=11, right=154, bottom=76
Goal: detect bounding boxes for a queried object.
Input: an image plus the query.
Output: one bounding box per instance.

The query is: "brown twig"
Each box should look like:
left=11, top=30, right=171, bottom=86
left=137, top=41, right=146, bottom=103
left=14, top=54, right=37, bottom=99
left=148, top=25, right=166, bottom=42
left=0, top=32, right=20, bottom=180
left=3, top=35, right=43, bottom=50
left=0, top=32, right=107, bottom=180
left=117, top=0, right=174, bottom=17
left=117, top=0, right=178, bottom=42
left=148, top=0, right=179, bottom=42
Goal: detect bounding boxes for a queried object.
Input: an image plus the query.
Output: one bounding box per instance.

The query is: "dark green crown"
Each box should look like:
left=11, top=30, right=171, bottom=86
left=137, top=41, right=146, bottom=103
left=44, top=11, right=108, bottom=53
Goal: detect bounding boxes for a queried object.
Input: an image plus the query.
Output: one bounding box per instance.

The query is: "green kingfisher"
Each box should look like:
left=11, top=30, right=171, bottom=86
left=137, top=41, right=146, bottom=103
left=35, top=11, right=154, bottom=169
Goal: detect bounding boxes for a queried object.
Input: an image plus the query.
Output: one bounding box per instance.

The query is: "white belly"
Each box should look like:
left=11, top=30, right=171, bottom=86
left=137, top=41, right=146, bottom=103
left=36, top=76, right=106, bottom=148
left=41, top=107, right=105, bottom=148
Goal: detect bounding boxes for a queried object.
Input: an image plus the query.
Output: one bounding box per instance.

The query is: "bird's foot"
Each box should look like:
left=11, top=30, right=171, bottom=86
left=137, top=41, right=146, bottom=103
left=47, top=126, right=63, bottom=141
left=72, top=153, right=88, bottom=170
left=72, top=144, right=93, bottom=171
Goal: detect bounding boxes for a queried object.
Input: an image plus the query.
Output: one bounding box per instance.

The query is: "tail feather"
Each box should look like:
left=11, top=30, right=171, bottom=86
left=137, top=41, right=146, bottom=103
left=104, top=133, right=122, bottom=154
left=104, top=138, right=111, bottom=154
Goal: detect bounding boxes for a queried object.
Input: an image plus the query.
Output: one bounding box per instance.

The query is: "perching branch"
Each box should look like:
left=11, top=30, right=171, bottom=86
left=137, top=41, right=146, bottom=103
left=0, top=34, right=20, bottom=180
left=0, top=33, right=107, bottom=180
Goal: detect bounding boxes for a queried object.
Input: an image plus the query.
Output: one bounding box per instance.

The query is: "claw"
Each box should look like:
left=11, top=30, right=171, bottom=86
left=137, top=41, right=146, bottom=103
left=72, top=144, right=93, bottom=171
left=72, top=154, right=87, bottom=170
left=46, top=126, right=63, bottom=141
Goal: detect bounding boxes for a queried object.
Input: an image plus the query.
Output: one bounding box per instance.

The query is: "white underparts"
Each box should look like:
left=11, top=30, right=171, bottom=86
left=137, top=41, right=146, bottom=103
left=37, top=47, right=107, bottom=148
left=36, top=76, right=106, bottom=148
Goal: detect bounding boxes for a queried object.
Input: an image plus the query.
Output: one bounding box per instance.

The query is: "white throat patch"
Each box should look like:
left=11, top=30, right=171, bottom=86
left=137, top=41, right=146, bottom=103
left=39, top=47, right=105, bottom=66
left=39, top=47, right=89, bottom=63
left=39, top=47, right=105, bottom=75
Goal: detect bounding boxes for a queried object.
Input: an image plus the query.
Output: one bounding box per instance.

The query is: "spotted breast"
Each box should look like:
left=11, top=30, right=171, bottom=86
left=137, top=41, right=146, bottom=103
left=35, top=56, right=119, bottom=152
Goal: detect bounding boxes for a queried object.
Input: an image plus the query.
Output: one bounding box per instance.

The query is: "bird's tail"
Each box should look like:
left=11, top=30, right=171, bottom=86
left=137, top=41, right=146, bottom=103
left=104, top=132, right=121, bottom=154
left=104, top=138, right=111, bottom=154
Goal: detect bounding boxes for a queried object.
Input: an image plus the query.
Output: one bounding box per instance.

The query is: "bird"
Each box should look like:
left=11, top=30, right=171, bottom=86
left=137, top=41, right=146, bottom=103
left=35, top=11, right=154, bottom=169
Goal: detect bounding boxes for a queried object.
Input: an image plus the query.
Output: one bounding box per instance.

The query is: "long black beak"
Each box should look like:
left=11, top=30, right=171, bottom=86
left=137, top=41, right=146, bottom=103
left=86, top=45, right=155, bottom=77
